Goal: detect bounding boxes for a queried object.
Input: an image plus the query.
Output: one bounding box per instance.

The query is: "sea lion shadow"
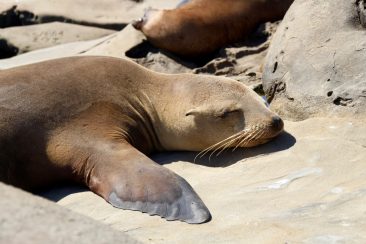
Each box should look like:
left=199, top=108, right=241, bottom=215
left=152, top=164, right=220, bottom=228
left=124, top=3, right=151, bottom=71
left=40, top=131, right=295, bottom=202
left=152, top=131, right=296, bottom=167
left=38, top=184, right=88, bottom=202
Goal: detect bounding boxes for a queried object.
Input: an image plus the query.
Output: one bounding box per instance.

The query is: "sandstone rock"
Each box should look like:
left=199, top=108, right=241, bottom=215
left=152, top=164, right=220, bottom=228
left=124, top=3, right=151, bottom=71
left=83, top=24, right=149, bottom=58
left=0, top=22, right=115, bottom=58
left=262, top=0, right=366, bottom=120
left=0, top=0, right=181, bottom=29
left=0, top=21, right=279, bottom=81
left=0, top=24, right=149, bottom=69
left=0, top=183, right=139, bottom=244
left=42, top=118, right=366, bottom=243
left=0, top=34, right=115, bottom=69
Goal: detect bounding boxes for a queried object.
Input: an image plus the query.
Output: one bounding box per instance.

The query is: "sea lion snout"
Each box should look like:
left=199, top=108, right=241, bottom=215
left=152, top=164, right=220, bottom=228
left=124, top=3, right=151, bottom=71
left=132, top=7, right=159, bottom=30
left=132, top=18, right=144, bottom=29
left=271, top=115, right=284, bottom=132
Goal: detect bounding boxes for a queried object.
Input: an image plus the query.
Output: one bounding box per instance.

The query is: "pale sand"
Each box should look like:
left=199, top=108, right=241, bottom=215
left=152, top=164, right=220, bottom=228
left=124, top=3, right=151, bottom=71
left=42, top=118, right=366, bottom=243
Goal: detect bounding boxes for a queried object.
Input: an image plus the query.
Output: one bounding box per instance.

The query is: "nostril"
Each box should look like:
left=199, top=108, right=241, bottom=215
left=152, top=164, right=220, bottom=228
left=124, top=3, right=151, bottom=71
left=271, top=116, right=284, bottom=131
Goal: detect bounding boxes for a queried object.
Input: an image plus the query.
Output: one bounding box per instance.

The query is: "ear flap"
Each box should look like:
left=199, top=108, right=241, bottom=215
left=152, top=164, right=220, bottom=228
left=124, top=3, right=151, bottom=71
left=185, top=108, right=201, bottom=116
left=185, top=104, right=211, bottom=116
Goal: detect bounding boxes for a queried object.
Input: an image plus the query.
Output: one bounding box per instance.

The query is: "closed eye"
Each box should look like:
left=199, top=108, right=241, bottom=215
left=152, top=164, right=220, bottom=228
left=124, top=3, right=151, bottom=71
left=218, top=109, right=241, bottom=119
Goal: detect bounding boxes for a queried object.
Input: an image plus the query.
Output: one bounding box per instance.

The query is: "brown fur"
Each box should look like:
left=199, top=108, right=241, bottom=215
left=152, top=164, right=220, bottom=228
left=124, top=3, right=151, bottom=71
left=0, top=56, right=283, bottom=223
left=133, top=0, right=293, bottom=56
left=132, top=0, right=294, bottom=57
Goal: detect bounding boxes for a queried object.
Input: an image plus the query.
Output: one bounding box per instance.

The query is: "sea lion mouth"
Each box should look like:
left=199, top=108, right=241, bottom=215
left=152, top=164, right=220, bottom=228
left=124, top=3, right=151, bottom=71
left=194, top=121, right=283, bottom=162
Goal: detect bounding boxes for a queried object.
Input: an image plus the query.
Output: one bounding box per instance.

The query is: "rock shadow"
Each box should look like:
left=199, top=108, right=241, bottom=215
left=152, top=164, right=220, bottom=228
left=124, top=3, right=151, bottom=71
left=125, top=40, right=216, bottom=68
left=152, top=130, right=296, bottom=167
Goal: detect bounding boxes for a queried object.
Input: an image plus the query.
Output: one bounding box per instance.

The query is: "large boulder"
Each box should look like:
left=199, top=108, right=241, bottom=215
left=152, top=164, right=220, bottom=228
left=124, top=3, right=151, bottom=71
left=0, top=183, right=139, bottom=244
left=263, top=0, right=366, bottom=120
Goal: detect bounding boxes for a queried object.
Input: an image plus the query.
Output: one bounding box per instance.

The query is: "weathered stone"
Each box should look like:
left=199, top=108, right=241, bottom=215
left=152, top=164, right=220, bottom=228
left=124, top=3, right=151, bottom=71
left=0, top=183, right=139, bottom=244
left=0, top=22, right=115, bottom=58
left=0, top=34, right=114, bottom=69
left=0, top=21, right=279, bottom=81
left=263, top=0, right=366, bottom=120
left=0, top=0, right=181, bottom=29
left=0, top=24, right=145, bottom=69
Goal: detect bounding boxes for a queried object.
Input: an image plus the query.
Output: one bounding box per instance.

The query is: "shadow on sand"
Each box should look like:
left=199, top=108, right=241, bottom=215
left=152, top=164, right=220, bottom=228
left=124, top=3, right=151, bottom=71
left=152, top=130, right=296, bottom=167
left=40, top=131, right=296, bottom=202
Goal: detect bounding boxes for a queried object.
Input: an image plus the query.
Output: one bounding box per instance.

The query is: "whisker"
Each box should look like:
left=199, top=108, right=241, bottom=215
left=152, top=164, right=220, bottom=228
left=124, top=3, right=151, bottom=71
left=216, top=133, right=246, bottom=156
left=240, top=128, right=265, bottom=148
left=194, top=132, right=242, bottom=162
left=234, top=127, right=265, bottom=150
left=216, top=136, right=242, bottom=157
left=208, top=133, right=243, bottom=160
left=232, top=129, right=258, bottom=151
left=194, top=122, right=271, bottom=163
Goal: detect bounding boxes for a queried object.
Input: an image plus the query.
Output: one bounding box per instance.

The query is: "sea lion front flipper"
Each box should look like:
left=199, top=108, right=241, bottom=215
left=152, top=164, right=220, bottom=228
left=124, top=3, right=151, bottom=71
left=83, top=144, right=211, bottom=224
left=46, top=102, right=211, bottom=223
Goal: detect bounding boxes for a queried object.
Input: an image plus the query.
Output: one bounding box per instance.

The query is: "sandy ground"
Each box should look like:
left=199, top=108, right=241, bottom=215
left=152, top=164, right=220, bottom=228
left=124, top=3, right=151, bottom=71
left=41, top=118, right=366, bottom=243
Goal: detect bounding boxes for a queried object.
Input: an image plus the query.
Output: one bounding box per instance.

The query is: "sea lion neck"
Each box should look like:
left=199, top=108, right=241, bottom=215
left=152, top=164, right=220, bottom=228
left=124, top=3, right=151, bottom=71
left=83, top=57, right=167, bottom=154
left=141, top=73, right=206, bottom=151
left=125, top=71, right=184, bottom=153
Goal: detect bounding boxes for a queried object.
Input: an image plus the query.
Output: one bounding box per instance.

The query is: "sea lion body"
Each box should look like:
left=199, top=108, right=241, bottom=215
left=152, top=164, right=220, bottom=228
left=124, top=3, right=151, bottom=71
left=0, top=56, right=283, bottom=223
left=133, top=0, right=294, bottom=56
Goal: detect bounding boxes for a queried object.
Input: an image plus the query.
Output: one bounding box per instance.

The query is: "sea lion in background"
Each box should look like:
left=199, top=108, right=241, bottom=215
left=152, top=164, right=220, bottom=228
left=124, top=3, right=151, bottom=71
left=0, top=56, right=283, bottom=223
left=132, top=0, right=294, bottom=57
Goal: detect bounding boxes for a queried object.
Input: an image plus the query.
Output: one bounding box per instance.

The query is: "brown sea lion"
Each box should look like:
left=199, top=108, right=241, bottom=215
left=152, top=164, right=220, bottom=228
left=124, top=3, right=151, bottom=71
left=132, top=0, right=294, bottom=57
left=0, top=56, right=283, bottom=223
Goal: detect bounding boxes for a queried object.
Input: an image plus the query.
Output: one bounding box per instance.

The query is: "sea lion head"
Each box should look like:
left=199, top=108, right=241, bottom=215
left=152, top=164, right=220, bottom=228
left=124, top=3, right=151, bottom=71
left=132, top=7, right=162, bottom=32
left=155, top=74, right=283, bottom=153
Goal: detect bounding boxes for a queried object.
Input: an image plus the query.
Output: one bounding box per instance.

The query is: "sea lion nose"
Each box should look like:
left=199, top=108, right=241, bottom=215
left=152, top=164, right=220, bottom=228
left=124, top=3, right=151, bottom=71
left=132, top=18, right=144, bottom=30
left=271, top=116, right=284, bottom=131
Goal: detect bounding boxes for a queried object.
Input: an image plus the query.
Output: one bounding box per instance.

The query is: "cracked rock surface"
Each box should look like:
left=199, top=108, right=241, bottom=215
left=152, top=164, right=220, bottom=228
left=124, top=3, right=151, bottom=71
left=263, top=0, right=366, bottom=120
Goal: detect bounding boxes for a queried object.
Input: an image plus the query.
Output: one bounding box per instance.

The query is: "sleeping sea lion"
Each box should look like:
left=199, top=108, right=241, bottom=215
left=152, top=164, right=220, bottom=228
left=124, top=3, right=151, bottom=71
left=132, top=0, right=294, bottom=57
left=0, top=56, right=283, bottom=223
